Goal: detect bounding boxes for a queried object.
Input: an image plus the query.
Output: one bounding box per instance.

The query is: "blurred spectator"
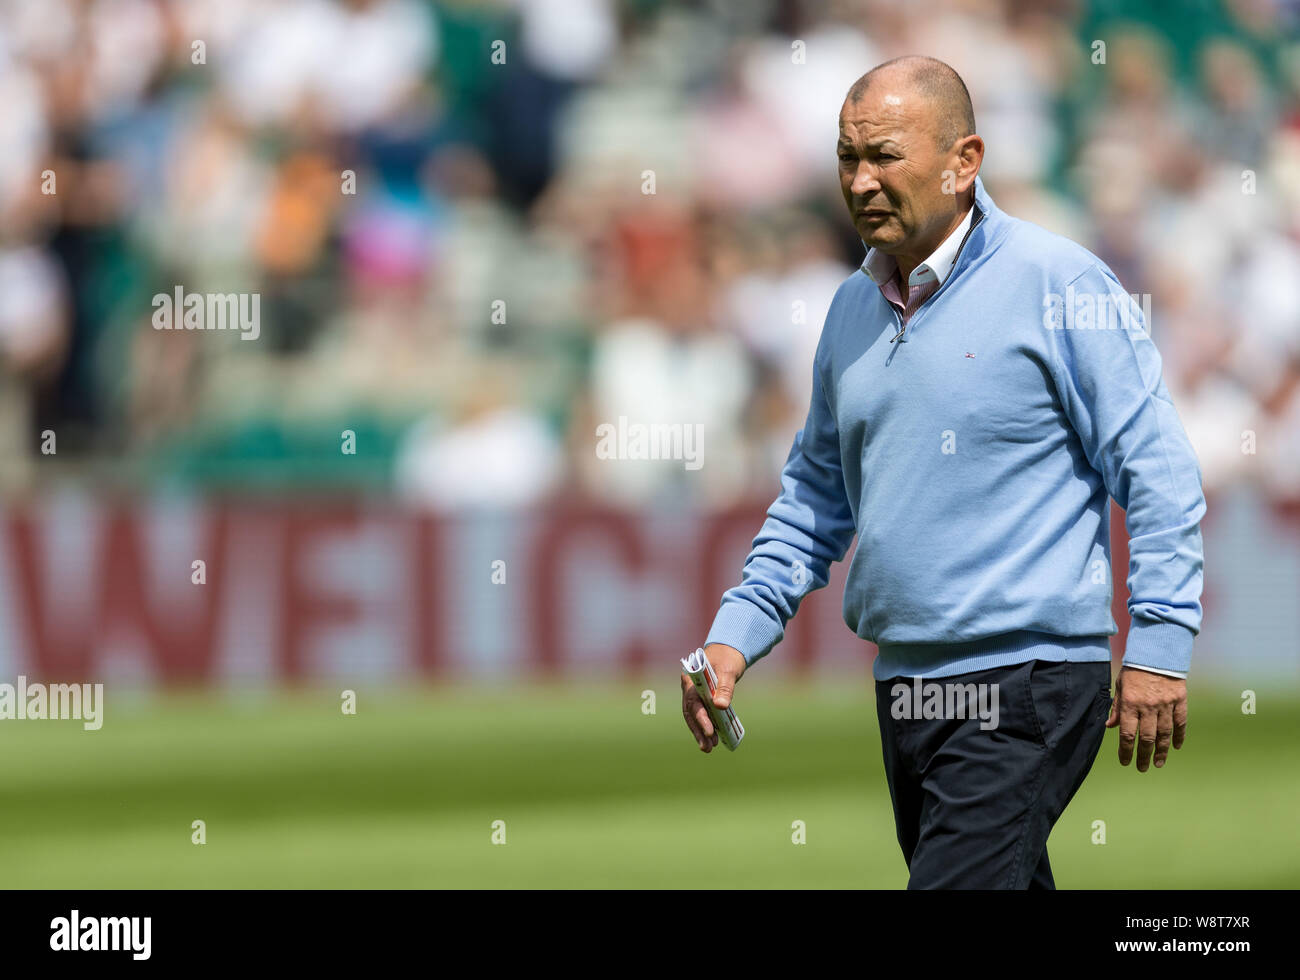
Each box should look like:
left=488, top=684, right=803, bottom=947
left=393, top=365, right=564, bottom=509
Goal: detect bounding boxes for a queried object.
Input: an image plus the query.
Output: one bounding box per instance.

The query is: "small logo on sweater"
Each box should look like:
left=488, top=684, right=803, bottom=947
left=964, top=352, right=976, bottom=358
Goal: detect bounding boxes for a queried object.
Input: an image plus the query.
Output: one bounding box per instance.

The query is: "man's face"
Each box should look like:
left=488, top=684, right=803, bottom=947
left=838, top=87, right=957, bottom=258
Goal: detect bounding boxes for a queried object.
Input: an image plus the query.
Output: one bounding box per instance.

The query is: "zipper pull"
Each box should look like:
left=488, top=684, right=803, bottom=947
left=890, top=324, right=906, bottom=343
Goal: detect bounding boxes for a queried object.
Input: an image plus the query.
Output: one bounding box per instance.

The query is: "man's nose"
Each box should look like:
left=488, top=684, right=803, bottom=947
left=850, top=161, right=882, bottom=198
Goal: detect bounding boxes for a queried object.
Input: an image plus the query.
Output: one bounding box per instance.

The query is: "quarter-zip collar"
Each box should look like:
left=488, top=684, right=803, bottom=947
left=865, top=176, right=1003, bottom=352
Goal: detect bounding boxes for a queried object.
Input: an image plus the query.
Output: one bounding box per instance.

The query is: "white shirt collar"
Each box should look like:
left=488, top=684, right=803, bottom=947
left=861, top=204, right=976, bottom=289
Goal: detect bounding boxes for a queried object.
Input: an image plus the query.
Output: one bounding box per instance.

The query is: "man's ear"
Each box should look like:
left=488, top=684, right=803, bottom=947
left=954, top=134, right=984, bottom=190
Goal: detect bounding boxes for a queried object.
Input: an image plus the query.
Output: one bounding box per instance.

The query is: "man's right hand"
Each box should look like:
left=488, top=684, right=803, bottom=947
left=681, top=643, right=747, bottom=753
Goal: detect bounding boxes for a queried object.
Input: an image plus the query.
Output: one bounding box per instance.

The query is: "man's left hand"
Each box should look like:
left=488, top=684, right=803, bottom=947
left=1106, top=666, right=1187, bottom=771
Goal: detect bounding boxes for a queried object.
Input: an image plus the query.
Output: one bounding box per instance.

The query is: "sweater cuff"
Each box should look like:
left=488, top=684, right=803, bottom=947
left=704, top=600, right=784, bottom=668
left=1122, top=663, right=1188, bottom=680
left=1121, top=619, right=1195, bottom=675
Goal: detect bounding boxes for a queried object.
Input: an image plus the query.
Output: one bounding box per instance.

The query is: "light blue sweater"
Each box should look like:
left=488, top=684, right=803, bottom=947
left=706, top=177, right=1206, bottom=680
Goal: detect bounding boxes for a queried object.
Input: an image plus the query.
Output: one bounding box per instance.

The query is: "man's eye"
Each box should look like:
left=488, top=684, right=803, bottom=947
left=838, top=153, right=855, bottom=162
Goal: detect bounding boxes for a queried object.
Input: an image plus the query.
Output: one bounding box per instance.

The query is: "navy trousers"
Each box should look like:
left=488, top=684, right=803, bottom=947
left=874, top=658, right=1112, bottom=889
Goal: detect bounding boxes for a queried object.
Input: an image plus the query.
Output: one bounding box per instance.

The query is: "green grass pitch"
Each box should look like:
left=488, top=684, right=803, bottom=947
left=0, top=681, right=1295, bottom=888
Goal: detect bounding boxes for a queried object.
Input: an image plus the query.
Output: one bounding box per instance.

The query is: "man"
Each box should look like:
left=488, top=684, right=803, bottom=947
left=680, top=56, right=1206, bottom=889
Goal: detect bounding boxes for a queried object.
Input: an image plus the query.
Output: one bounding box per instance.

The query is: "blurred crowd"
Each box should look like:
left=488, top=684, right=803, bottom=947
left=1, top=0, right=1298, bottom=507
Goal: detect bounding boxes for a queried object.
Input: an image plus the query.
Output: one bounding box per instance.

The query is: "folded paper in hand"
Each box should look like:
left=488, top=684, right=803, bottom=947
left=680, top=647, right=745, bottom=751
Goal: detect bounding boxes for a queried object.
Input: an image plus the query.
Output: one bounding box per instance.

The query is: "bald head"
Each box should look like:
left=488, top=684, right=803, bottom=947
left=846, top=56, right=975, bottom=151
